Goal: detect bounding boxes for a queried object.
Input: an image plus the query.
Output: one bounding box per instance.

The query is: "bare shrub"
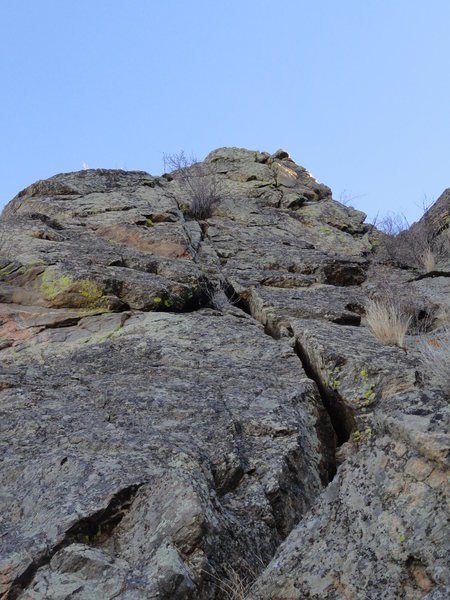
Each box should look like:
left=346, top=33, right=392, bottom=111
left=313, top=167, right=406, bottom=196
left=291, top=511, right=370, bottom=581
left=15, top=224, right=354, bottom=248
left=417, top=326, right=450, bottom=399
left=373, top=213, right=412, bottom=267
left=163, top=151, right=222, bottom=220
left=367, top=264, right=445, bottom=341
left=338, top=189, right=366, bottom=208
left=365, top=297, right=411, bottom=348
left=373, top=203, right=448, bottom=273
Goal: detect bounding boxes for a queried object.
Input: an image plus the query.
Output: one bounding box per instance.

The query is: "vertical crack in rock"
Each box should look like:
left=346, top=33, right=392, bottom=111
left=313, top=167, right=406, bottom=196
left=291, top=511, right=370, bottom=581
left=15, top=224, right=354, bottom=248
left=293, top=340, right=357, bottom=483
left=223, top=280, right=355, bottom=482
left=7, top=484, right=144, bottom=600
left=293, top=340, right=356, bottom=447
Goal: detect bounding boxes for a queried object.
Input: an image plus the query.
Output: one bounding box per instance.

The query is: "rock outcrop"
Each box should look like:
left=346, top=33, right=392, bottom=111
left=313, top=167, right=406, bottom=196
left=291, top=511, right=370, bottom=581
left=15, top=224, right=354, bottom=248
left=0, top=148, right=448, bottom=599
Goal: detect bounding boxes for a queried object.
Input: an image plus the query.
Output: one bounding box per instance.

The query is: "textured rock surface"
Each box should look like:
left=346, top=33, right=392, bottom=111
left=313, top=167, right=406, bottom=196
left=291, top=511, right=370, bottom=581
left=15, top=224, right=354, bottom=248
left=0, top=149, right=448, bottom=599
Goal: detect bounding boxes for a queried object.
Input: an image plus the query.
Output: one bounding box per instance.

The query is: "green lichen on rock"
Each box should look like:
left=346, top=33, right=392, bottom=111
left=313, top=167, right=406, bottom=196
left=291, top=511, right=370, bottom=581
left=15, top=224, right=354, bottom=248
left=77, top=280, right=103, bottom=303
left=40, top=270, right=73, bottom=301
left=0, top=263, right=17, bottom=277
left=152, top=296, right=173, bottom=309
left=319, top=226, right=332, bottom=235
left=40, top=270, right=106, bottom=307
left=86, top=324, right=122, bottom=345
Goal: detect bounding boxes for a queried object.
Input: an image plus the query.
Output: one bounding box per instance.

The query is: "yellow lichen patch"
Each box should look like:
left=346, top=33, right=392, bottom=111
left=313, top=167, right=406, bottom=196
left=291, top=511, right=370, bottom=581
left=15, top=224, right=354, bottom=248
left=152, top=296, right=174, bottom=309
left=0, top=263, right=18, bottom=278
left=40, top=270, right=73, bottom=301
left=77, top=280, right=103, bottom=303
left=39, top=270, right=107, bottom=308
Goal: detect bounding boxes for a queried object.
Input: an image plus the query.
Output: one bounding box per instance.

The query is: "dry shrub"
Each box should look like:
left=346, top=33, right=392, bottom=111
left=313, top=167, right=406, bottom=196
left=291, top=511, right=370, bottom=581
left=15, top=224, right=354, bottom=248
left=163, top=151, right=222, bottom=220
left=373, top=205, right=448, bottom=273
left=418, top=327, right=450, bottom=399
left=366, top=265, right=440, bottom=336
left=365, top=297, right=411, bottom=348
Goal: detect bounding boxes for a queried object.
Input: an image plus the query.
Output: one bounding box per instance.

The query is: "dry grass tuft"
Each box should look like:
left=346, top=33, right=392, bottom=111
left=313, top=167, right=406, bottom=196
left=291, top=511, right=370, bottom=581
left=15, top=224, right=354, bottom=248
left=219, top=567, right=253, bottom=599
left=421, top=246, right=436, bottom=273
left=371, top=203, right=448, bottom=273
left=418, top=327, right=450, bottom=399
left=204, top=558, right=263, bottom=600
left=365, top=298, right=411, bottom=348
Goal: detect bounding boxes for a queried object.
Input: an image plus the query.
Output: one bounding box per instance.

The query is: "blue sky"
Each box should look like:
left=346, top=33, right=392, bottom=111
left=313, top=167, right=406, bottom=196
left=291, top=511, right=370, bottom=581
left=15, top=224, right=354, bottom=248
left=1, top=1, right=449, bottom=222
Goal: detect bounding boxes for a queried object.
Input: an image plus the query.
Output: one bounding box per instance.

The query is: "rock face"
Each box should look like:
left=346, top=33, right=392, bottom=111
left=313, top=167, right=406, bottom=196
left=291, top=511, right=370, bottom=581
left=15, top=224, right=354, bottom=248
left=0, top=148, right=448, bottom=600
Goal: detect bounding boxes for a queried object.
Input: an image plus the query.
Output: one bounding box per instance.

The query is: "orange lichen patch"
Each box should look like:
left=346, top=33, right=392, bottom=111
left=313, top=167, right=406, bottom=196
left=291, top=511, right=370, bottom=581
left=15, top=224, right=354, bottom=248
left=148, top=241, right=191, bottom=258
left=98, top=225, right=190, bottom=258
left=381, top=380, right=414, bottom=400
left=408, top=560, right=434, bottom=593
left=334, top=578, right=354, bottom=600
left=0, top=320, right=42, bottom=342
left=427, top=338, right=442, bottom=349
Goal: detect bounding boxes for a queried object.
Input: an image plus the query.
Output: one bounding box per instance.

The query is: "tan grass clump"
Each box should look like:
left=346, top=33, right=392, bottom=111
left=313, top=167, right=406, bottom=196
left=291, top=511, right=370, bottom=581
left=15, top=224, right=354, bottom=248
left=418, top=327, right=450, bottom=399
left=421, top=246, right=436, bottom=273
left=204, top=558, right=262, bottom=600
left=366, top=298, right=411, bottom=348
left=219, top=567, right=252, bottom=600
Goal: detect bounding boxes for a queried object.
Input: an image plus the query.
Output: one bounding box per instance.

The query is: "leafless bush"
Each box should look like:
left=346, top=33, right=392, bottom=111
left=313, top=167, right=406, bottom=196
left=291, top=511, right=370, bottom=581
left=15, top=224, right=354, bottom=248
left=338, top=189, right=365, bottom=208
left=372, top=203, right=448, bottom=273
left=417, top=327, right=450, bottom=399
left=365, top=297, right=411, bottom=348
left=163, top=151, right=222, bottom=220
left=366, top=265, right=430, bottom=332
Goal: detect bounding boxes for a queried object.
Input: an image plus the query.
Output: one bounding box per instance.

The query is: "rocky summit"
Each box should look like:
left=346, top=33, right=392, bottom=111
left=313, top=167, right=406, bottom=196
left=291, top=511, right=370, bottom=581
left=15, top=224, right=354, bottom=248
left=0, top=148, right=448, bottom=600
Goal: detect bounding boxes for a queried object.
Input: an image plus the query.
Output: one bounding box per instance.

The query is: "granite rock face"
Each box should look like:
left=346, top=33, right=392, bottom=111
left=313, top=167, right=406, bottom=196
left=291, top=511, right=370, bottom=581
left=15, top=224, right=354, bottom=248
left=0, top=149, right=448, bottom=599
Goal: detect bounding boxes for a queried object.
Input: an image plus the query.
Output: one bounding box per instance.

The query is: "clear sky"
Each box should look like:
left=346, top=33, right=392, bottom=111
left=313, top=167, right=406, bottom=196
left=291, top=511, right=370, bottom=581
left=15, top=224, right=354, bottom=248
left=1, top=1, right=449, bottom=222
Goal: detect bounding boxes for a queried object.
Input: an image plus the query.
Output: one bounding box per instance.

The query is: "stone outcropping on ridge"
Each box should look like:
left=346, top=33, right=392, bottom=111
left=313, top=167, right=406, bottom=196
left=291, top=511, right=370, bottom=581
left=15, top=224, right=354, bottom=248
left=0, top=148, right=448, bottom=599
